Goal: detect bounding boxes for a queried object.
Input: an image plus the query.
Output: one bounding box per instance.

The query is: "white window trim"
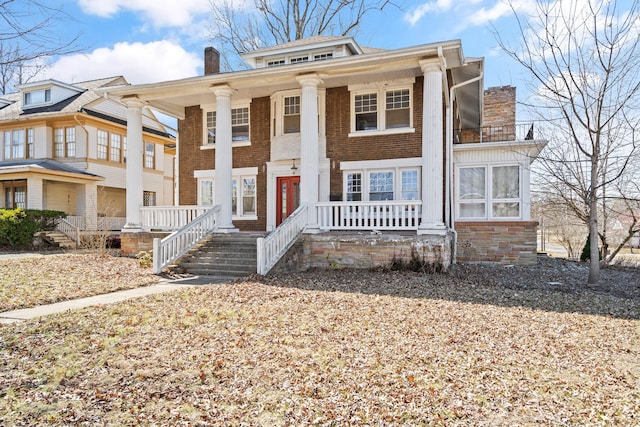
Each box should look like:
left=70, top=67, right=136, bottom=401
left=194, top=167, right=259, bottom=220
left=201, top=102, right=252, bottom=150
left=341, top=158, right=421, bottom=202
left=270, top=89, right=326, bottom=140
left=348, top=79, right=415, bottom=137
left=455, top=163, right=523, bottom=221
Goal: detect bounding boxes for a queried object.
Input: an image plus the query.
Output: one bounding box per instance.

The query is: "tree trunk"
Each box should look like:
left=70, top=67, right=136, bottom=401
left=588, top=156, right=600, bottom=284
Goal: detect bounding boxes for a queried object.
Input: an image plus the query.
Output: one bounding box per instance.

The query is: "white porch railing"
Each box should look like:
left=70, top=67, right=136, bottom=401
left=141, top=205, right=210, bottom=231
left=256, top=204, right=308, bottom=275
left=316, top=200, right=422, bottom=230
left=55, top=218, right=80, bottom=247
left=152, top=205, right=221, bottom=274
left=64, top=216, right=126, bottom=231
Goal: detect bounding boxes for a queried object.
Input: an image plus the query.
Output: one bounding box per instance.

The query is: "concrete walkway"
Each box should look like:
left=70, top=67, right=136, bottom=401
left=0, top=275, right=233, bottom=325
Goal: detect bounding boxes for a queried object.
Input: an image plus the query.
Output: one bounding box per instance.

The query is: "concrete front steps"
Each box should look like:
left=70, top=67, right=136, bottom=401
left=38, top=231, right=77, bottom=249
left=171, top=233, right=264, bottom=279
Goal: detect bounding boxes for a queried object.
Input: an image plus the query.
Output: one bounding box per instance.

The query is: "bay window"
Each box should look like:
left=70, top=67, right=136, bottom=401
left=457, top=164, right=521, bottom=220
left=283, top=96, right=301, bottom=134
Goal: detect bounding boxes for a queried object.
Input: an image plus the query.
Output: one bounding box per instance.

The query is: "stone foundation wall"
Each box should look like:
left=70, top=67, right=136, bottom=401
left=120, top=231, right=170, bottom=256
left=270, top=232, right=454, bottom=273
left=455, top=221, right=538, bottom=265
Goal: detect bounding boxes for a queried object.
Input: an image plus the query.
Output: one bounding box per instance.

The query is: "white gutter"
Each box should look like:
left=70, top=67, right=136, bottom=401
left=446, top=70, right=483, bottom=264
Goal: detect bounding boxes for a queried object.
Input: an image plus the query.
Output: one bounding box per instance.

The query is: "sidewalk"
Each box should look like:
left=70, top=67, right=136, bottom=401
left=0, top=275, right=232, bottom=325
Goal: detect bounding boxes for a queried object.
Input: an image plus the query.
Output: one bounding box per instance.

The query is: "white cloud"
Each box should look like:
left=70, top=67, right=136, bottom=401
left=43, top=41, right=201, bottom=84
left=404, top=0, right=455, bottom=26
left=77, top=0, right=211, bottom=27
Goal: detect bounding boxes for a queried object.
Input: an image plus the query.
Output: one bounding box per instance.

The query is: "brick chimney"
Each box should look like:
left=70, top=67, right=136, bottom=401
left=204, top=47, right=220, bottom=75
left=483, top=86, right=516, bottom=129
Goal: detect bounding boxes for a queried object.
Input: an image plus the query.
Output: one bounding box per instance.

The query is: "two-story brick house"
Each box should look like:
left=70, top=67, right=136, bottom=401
left=105, top=37, right=545, bottom=272
left=0, top=76, right=176, bottom=232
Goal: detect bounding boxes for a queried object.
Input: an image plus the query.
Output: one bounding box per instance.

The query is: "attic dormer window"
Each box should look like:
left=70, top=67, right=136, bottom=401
left=290, top=56, right=309, bottom=64
left=24, top=88, right=51, bottom=106
left=313, top=52, right=333, bottom=61
left=267, top=59, right=285, bottom=67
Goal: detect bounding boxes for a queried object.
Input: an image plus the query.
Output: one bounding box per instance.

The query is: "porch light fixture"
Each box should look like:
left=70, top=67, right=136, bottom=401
left=291, top=159, right=298, bottom=174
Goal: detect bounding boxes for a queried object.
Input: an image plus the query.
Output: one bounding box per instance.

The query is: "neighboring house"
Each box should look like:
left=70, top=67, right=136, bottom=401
left=104, top=37, right=546, bottom=271
left=0, top=76, right=176, bottom=231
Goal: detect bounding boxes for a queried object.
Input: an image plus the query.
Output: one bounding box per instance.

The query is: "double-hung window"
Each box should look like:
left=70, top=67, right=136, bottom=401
left=3, top=129, right=32, bottom=160
left=350, top=81, right=414, bottom=135
left=457, top=165, right=521, bottom=220
left=204, top=106, right=251, bottom=147
left=232, top=176, right=256, bottom=216
left=369, top=171, right=394, bottom=201
left=97, top=129, right=125, bottom=163
left=54, top=127, right=76, bottom=158
left=145, top=143, right=155, bottom=169
left=283, top=96, right=301, bottom=134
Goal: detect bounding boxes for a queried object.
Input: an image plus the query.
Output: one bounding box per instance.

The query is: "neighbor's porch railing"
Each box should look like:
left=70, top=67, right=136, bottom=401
left=64, top=216, right=126, bottom=231
left=141, top=205, right=210, bottom=231
left=316, top=200, right=422, bottom=230
left=152, top=205, right=221, bottom=274
left=55, top=218, right=80, bottom=247
left=256, top=204, right=308, bottom=275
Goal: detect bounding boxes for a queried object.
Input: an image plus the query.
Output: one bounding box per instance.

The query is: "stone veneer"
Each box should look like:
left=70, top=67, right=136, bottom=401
left=272, top=231, right=454, bottom=273
left=120, top=232, right=170, bottom=256
left=455, top=221, right=538, bottom=265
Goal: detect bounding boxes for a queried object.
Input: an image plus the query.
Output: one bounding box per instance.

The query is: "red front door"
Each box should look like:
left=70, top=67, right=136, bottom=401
left=276, top=176, right=301, bottom=226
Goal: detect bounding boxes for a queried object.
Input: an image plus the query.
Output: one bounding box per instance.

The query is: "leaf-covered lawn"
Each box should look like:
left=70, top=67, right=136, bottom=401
left=1, top=270, right=638, bottom=425
left=0, top=253, right=158, bottom=312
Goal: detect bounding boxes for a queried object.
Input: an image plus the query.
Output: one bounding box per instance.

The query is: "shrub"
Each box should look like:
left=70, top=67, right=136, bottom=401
left=0, top=208, right=65, bottom=248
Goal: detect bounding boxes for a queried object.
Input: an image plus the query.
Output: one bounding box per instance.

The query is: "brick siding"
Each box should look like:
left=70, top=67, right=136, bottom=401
left=455, top=221, right=538, bottom=265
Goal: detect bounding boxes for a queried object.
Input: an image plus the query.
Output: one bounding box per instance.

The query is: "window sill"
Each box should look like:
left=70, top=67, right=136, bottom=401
left=348, top=127, right=415, bottom=138
left=201, top=141, right=252, bottom=150
left=232, top=215, right=258, bottom=221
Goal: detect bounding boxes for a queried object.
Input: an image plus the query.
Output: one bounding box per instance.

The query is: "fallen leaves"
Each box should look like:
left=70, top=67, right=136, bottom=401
left=0, top=253, right=158, bottom=312
left=1, top=262, right=639, bottom=425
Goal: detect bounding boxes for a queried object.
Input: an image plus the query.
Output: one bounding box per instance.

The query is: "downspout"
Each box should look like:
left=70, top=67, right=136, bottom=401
left=447, top=70, right=483, bottom=264
left=73, top=113, right=90, bottom=170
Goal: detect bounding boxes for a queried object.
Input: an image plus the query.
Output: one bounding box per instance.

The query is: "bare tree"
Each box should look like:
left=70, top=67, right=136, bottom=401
left=208, top=0, right=397, bottom=69
left=496, top=0, right=640, bottom=283
left=0, top=0, right=81, bottom=94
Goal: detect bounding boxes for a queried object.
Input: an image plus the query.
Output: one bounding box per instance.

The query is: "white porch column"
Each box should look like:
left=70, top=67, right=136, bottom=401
left=77, top=182, right=98, bottom=230
left=123, top=97, right=144, bottom=231
left=418, top=62, right=447, bottom=235
left=297, top=74, right=322, bottom=229
left=26, top=177, right=43, bottom=210
left=213, top=85, right=237, bottom=232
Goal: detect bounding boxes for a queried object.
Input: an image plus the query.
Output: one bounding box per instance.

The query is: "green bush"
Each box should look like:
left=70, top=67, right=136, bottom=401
left=0, top=208, right=65, bottom=248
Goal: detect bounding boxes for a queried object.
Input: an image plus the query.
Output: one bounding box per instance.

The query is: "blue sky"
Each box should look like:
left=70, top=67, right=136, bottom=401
left=38, top=0, right=535, bottom=90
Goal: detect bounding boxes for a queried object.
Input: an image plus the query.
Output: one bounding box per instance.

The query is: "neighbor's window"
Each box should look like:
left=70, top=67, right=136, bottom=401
left=54, top=127, right=76, bottom=158
left=24, top=88, right=51, bottom=106
left=283, top=96, right=301, bottom=134
left=97, top=130, right=108, bottom=160
left=143, top=191, right=156, bottom=206
left=144, top=143, right=155, bottom=169
left=4, top=183, right=26, bottom=209
left=110, top=133, right=121, bottom=162
left=3, top=129, right=31, bottom=160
